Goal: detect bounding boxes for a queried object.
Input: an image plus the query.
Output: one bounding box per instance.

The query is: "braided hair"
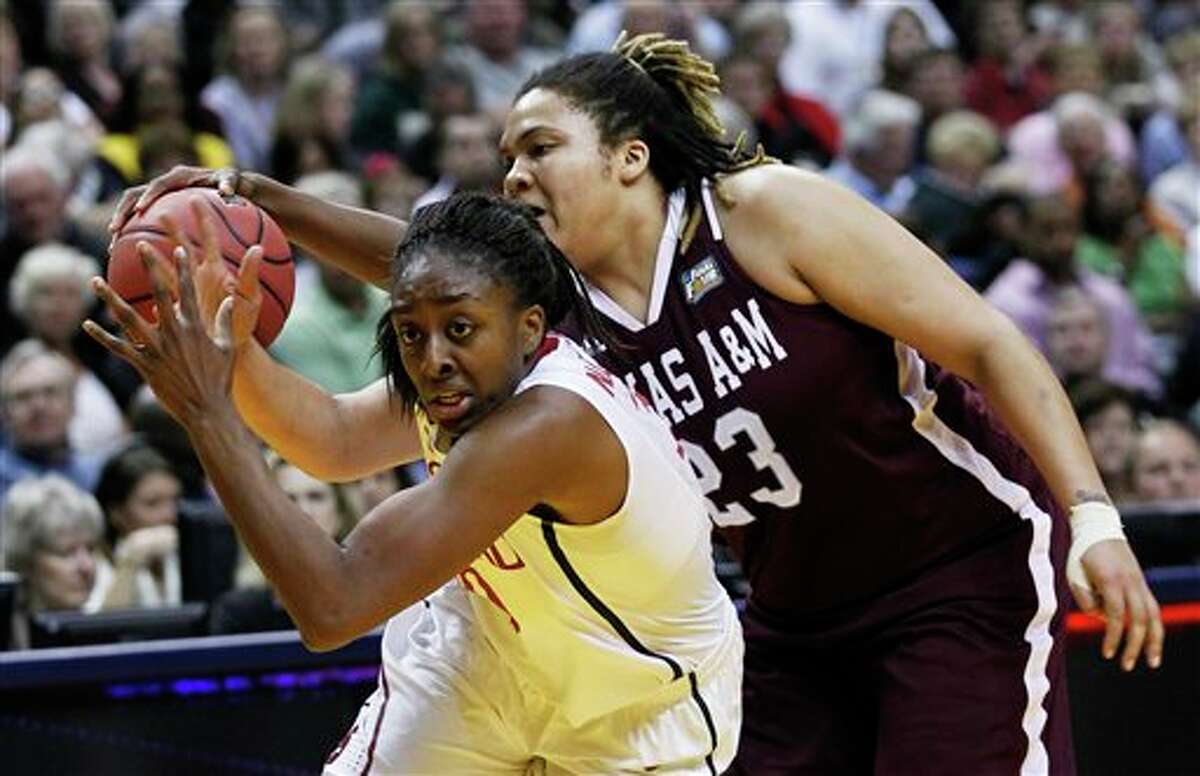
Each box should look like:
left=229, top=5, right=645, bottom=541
left=517, top=32, right=771, bottom=205
left=375, top=192, right=614, bottom=411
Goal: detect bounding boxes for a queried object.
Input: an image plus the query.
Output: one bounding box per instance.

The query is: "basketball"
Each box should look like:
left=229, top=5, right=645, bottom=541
left=108, top=188, right=295, bottom=346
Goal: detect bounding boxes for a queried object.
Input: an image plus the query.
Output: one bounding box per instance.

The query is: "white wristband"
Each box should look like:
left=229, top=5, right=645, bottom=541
left=1066, top=501, right=1127, bottom=591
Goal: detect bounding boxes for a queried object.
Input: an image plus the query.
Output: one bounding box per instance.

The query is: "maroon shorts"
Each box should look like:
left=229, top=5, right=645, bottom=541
left=730, top=518, right=1075, bottom=776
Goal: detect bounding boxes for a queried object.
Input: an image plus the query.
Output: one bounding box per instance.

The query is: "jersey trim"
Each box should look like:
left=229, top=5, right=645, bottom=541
left=699, top=181, right=723, bottom=242
left=585, top=188, right=686, bottom=332
left=893, top=342, right=1058, bottom=775
left=541, top=520, right=721, bottom=772
left=687, top=671, right=719, bottom=775
left=540, top=520, right=683, bottom=680
left=361, top=666, right=390, bottom=776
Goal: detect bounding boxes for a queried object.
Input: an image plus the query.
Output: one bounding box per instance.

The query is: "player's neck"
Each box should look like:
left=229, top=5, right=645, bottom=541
left=585, top=186, right=668, bottom=322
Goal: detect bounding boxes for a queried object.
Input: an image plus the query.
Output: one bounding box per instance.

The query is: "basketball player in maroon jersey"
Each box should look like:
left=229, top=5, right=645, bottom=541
left=112, top=34, right=1162, bottom=776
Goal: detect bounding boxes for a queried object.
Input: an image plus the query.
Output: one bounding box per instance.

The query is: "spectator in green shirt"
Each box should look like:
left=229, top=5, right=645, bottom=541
left=1078, top=158, right=1189, bottom=331
left=268, top=171, right=390, bottom=393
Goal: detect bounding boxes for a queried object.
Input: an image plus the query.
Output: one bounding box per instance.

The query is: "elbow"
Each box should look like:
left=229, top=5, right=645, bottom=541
left=298, top=626, right=354, bottom=653
left=294, top=606, right=360, bottom=652
left=961, top=315, right=1037, bottom=388
left=288, top=576, right=363, bottom=652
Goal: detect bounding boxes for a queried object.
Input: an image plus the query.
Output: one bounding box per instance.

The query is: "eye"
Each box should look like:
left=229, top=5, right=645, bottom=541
left=529, top=142, right=550, bottom=158
left=447, top=319, right=475, bottom=340
left=395, top=323, right=422, bottom=346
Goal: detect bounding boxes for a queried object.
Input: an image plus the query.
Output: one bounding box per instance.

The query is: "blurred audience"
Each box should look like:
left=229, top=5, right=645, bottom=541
left=1129, top=418, right=1200, bottom=503
left=269, top=55, right=357, bottom=184
left=1070, top=380, right=1141, bottom=505
left=8, top=243, right=129, bottom=452
left=270, top=172, right=391, bottom=393
left=199, top=4, right=289, bottom=172
left=963, top=0, right=1052, bottom=131
left=411, top=111, right=502, bottom=211
left=349, top=1, right=442, bottom=157
left=2, top=474, right=104, bottom=649
left=986, top=192, right=1161, bottom=397
left=1149, top=95, right=1200, bottom=236
left=46, top=0, right=122, bottom=128
left=824, top=89, right=919, bottom=215
left=1077, top=159, right=1189, bottom=331
left=0, top=341, right=105, bottom=506
left=444, top=0, right=558, bottom=115
left=92, top=444, right=182, bottom=610
left=1, top=148, right=106, bottom=353
left=211, top=452, right=356, bottom=635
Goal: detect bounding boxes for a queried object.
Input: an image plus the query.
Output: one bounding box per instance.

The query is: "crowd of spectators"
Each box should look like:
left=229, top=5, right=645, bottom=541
left=1, top=0, right=1198, bottom=649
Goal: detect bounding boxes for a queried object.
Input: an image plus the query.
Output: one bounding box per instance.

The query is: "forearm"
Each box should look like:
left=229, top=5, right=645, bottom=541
left=230, top=343, right=351, bottom=479
left=186, top=404, right=350, bottom=645
left=971, top=330, right=1107, bottom=510
left=230, top=344, right=420, bottom=481
left=242, top=172, right=403, bottom=289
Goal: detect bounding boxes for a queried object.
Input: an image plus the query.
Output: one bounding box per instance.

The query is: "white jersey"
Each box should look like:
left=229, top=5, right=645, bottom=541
left=394, top=333, right=740, bottom=727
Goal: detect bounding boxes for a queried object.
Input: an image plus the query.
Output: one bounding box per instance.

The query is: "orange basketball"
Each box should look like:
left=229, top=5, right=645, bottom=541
left=108, top=188, right=295, bottom=346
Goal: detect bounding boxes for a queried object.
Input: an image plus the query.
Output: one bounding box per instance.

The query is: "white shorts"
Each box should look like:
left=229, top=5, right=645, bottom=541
left=323, top=588, right=742, bottom=775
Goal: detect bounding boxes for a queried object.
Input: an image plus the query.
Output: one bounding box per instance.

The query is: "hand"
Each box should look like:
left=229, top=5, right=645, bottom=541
left=83, top=233, right=258, bottom=428
left=1071, top=538, right=1165, bottom=671
left=108, top=165, right=248, bottom=236
left=157, top=196, right=263, bottom=346
left=115, top=524, right=179, bottom=568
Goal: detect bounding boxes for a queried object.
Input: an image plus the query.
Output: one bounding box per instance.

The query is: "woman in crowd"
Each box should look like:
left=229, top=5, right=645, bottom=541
left=2, top=474, right=103, bottom=649
left=92, top=443, right=182, bottom=610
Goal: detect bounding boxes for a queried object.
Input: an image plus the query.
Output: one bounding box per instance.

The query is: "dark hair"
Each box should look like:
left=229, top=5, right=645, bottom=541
left=1081, top=158, right=1141, bottom=243
left=93, top=443, right=178, bottom=544
left=1068, top=378, right=1139, bottom=425
left=375, top=192, right=614, bottom=411
left=516, top=33, right=765, bottom=203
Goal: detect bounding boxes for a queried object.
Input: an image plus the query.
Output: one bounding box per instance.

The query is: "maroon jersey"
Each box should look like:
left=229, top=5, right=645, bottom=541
left=576, top=186, right=1063, bottom=619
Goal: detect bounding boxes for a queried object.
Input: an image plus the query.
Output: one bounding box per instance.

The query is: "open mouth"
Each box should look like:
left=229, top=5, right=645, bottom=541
left=424, top=391, right=473, bottom=425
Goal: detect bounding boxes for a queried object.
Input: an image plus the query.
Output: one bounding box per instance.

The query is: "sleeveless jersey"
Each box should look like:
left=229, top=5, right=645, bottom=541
left=406, top=334, right=740, bottom=727
left=572, top=184, right=1063, bottom=619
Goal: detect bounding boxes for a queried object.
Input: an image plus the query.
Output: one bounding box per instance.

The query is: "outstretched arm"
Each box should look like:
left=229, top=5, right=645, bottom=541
left=723, top=165, right=1163, bottom=671
left=109, top=166, right=402, bottom=289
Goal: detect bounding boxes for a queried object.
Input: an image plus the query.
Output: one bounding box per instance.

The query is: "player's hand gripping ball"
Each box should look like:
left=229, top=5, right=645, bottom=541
left=108, top=188, right=294, bottom=346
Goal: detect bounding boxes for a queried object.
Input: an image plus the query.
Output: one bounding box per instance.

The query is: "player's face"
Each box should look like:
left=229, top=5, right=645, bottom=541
left=390, top=256, right=544, bottom=435
left=501, top=88, right=623, bottom=273
left=31, top=524, right=98, bottom=611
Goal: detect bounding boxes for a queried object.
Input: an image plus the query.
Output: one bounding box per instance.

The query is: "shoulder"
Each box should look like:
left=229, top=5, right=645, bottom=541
left=712, top=164, right=885, bottom=304
left=441, top=383, right=627, bottom=524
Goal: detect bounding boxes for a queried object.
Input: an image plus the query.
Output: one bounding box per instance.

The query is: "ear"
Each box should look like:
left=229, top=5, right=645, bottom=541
left=520, top=305, right=547, bottom=358
left=614, top=138, right=650, bottom=185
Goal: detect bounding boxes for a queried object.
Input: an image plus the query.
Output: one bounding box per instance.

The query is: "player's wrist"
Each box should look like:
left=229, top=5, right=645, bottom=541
left=1065, top=501, right=1127, bottom=591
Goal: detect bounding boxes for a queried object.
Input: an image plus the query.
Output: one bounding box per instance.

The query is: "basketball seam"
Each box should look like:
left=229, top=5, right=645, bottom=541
left=202, top=197, right=291, bottom=265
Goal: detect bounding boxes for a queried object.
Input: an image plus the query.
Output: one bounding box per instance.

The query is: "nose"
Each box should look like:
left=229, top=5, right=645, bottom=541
left=503, top=158, right=531, bottom=198
left=422, top=334, right=456, bottom=381
left=74, top=546, right=96, bottom=576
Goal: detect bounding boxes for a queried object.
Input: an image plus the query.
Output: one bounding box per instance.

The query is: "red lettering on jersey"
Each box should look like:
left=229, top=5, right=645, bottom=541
left=483, top=541, right=525, bottom=570
left=457, top=565, right=521, bottom=633
left=584, top=363, right=618, bottom=397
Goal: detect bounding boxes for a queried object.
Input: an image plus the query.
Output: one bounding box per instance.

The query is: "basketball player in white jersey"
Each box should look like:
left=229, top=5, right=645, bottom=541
left=85, top=193, right=742, bottom=774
